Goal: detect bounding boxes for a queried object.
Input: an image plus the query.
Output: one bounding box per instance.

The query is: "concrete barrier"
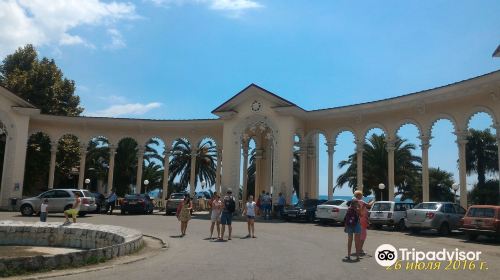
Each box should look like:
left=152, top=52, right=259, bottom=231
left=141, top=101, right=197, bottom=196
left=0, top=220, right=143, bottom=275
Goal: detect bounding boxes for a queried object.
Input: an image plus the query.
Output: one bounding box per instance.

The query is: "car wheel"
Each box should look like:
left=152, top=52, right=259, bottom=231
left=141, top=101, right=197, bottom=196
left=64, top=205, right=72, bottom=211
left=439, top=223, right=450, bottom=236
left=121, top=209, right=126, bottom=215
left=397, top=219, right=407, bottom=231
left=307, top=213, right=314, bottom=223
left=165, top=211, right=171, bottom=216
left=410, top=227, right=421, bottom=234
left=373, top=224, right=383, bottom=230
left=78, top=212, right=87, bottom=217
left=20, top=204, right=34, bottom=216
left=466, top=233, right=478, bottom=241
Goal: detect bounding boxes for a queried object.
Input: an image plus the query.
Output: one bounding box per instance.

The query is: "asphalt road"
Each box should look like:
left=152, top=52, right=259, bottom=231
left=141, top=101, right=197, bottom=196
left=1, top=211, right=499, bottom=280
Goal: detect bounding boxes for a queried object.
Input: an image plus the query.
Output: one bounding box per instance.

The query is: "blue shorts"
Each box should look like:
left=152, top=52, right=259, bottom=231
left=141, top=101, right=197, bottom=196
left=344, top=222, right=361, bottom=235
left=221, top=212, right=233, bottom=225
left=247, top=215, right=255, bottom=220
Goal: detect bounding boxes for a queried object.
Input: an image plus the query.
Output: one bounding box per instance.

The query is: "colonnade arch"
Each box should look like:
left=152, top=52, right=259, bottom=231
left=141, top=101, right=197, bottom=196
left=0, top=121, right=7, bottom=195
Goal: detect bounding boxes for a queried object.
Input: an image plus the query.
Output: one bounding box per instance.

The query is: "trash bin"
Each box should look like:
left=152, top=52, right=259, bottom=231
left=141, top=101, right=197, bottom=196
left=9, top=197, right=18, bottom=211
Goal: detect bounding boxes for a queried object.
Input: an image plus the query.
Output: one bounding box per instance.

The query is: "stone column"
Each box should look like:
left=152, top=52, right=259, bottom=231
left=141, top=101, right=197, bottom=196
left=162, top=148, right=170, bottom=201
left=136, top=145, right=145, bottom=194
left=326, top=141, right=335, bottom=200
left=48, top=141, right=58, bottom=189
left=255, top=148, right=263, bottom=197
left=216, top=147, right=222, bottom=193
left=386, top=139, right=396, bottom=201
left=107, top=145, right=117, bottom=192
left=307, top=144, right=316, bottom=198
left=355, top=140, right=364, bottom=192
left=495, top=125, right=500, bottom=202
left=298, top=144, right=307, bottom=199
left=455, top=131, right=468, bottom=208
left=242, top=142, right=249, bottom=200
left=77, top=143, right=88, bottom=189
left=189, top=149, right=197, bottom=197
left=419, top=135, right=431, bottom=202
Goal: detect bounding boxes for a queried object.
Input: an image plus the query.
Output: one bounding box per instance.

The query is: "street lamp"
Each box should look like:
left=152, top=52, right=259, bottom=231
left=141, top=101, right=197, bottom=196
left=378, top=183, right=386, bottom=201
left=84, top=178, right=90, bottom=189
left=201, top=180, right=206, bottom=188
left=452, top=183, right=459, bottom=203
left=144, top=179, right=149, bottom=192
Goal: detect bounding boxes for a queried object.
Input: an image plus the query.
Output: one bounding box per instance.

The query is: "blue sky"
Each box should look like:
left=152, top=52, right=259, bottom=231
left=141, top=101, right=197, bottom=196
left=1, top=0, right=499, bottom=196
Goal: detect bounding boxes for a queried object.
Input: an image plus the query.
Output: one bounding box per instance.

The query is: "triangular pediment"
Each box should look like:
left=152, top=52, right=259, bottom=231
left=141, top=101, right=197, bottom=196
left=0, top=86, right=37, bottom=108
left=212, top=84, right=299, bottom=116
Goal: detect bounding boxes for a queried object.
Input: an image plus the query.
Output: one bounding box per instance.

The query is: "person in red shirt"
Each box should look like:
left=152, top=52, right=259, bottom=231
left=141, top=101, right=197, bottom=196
left=354, top=190, right=374, bottom=256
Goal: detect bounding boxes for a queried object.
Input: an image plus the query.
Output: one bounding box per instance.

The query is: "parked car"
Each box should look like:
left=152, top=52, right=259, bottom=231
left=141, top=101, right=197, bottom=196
left=316, top=199, right=349, bottom=224
left=165, top=193, right=186, bottom=215
left=405, top=202, right=466, bottom=235
left=121, top=194, right=154, bottom=214
left=282, top=199, right=327, bottom=222
left=91, top=192, right=106, bottom=214
left=19, top=189, right=96, bottom=217
left=369, top=201, right=414, bottom=230
left=460, top=205, right=500, bottom=241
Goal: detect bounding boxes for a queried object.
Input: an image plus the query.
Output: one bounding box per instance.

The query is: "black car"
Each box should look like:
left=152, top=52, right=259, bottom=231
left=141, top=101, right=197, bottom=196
left=121, top=194, right=154, bottom=215
left=283, top=199, right=328, bottom=222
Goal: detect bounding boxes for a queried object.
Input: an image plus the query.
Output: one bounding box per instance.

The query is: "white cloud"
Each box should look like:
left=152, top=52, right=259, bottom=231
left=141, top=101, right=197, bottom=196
left=104, top=28, right=126, bottom=49
left=145, top=0, right=262, bottom=16
left=0, top=0, right=136, bottom=57
left=86, top=102, right=162, bottom=117
left=210, top=0, right=262, bottom=11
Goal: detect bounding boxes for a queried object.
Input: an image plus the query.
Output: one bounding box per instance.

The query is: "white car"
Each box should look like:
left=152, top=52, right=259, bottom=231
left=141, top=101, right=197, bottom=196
left=369, top=201, right=414, bottom=230
left=316, top=199, right=349, bottom=224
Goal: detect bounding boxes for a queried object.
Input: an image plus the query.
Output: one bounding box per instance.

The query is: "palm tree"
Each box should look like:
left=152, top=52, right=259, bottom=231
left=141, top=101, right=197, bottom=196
left=466, top=128, right=498, bottom=188
left=336, top=134, right=421, bottom=200
left=85, top=137, right=110, bottom=191
left=168, top=139, right=217, bottom=189
left=142, top=161, right=164, bottom=192
left=246, top=148, right=256, bottom=196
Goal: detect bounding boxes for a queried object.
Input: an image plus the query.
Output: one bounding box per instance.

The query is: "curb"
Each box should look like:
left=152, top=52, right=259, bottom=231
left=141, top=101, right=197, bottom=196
left=143, top=234, right=169, bottom=249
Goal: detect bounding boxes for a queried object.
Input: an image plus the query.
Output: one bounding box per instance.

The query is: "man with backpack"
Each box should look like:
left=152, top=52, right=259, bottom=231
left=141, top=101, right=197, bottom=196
left=343, top=199, right=361, bottom=262
left=219, top=188, right=236, bottom=241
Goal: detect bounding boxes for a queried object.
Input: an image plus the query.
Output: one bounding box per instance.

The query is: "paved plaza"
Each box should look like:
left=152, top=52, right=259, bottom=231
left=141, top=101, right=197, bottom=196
left=1, top=211, right=499, bottom=280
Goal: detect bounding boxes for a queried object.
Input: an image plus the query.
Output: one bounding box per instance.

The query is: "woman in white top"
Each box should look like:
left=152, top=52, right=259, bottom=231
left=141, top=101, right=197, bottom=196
left=209, top=193, right=222, bottom=239
left=243, top=195, right=257, bottom=238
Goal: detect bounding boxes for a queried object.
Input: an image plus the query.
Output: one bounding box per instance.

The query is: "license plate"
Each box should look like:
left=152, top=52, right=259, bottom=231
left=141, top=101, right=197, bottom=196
left=129, top=202, right=137, bottom=205
left=374, top=212, right=384, bottom=218
left=288, top=214, right=296, bottom=217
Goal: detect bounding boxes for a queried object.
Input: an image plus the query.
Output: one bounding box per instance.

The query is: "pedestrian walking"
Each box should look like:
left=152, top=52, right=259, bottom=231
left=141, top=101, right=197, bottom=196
left=177, top=195, right=193, bottom=237
left=263, top=192, right=272, bottom=219
left=343, top=199, right=361, bottom=262
left=219, top=189, right=236, bottom=241
left=209, top=193, right=222, bottom=239
left=40, top=199, right=48, bottom=222
left=63, top=192, right=81, bottom=225
left=277, top=192, right=286, bottom=218
left=243, top=195, right=257, bottom=238
left=354, top=190, right=374, bottom=256
left=106, top=190, right=117, bottom=215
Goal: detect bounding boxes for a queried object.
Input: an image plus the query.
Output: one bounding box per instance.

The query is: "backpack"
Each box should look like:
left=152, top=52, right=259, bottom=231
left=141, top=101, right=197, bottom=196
left=227, top=197, right=236, bottom=213
left=344, top=207, right=359, bottom=227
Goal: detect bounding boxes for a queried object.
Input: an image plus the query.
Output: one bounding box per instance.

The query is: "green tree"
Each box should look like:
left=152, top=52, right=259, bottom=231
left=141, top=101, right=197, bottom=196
left=466, top=128, right=498, bottom=188
left=113, top=138, right=138, bottom=196
left=336, top=134, right=422, bottom=200
left=468, top=180, right=499, bottom=205
left=85, top=137, right=111, bottom=192
left=0, top=45, right=84, bottom=194
left=0, top=44, right=83, bottom=116
left=168, top=139, right=217, bottom=189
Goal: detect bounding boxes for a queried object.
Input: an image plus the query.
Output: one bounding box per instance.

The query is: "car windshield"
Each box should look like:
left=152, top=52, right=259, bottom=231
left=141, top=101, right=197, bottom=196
left=82, top=190, right=92, bottom=197
left=170, top=194, right=185, bottom=199
left=467, top=207, right=495, bottom=218
left=414, top=203, right=439, bottom=210
left=323, top=200, right=345, bottom=206
left=372, top=203, right=392, bottom=211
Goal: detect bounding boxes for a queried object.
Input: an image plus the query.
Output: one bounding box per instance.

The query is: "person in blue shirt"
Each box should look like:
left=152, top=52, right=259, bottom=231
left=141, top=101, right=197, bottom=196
left=106, top=190, right=117, bottom=215
left=277, top=192, right=286, bottom=218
